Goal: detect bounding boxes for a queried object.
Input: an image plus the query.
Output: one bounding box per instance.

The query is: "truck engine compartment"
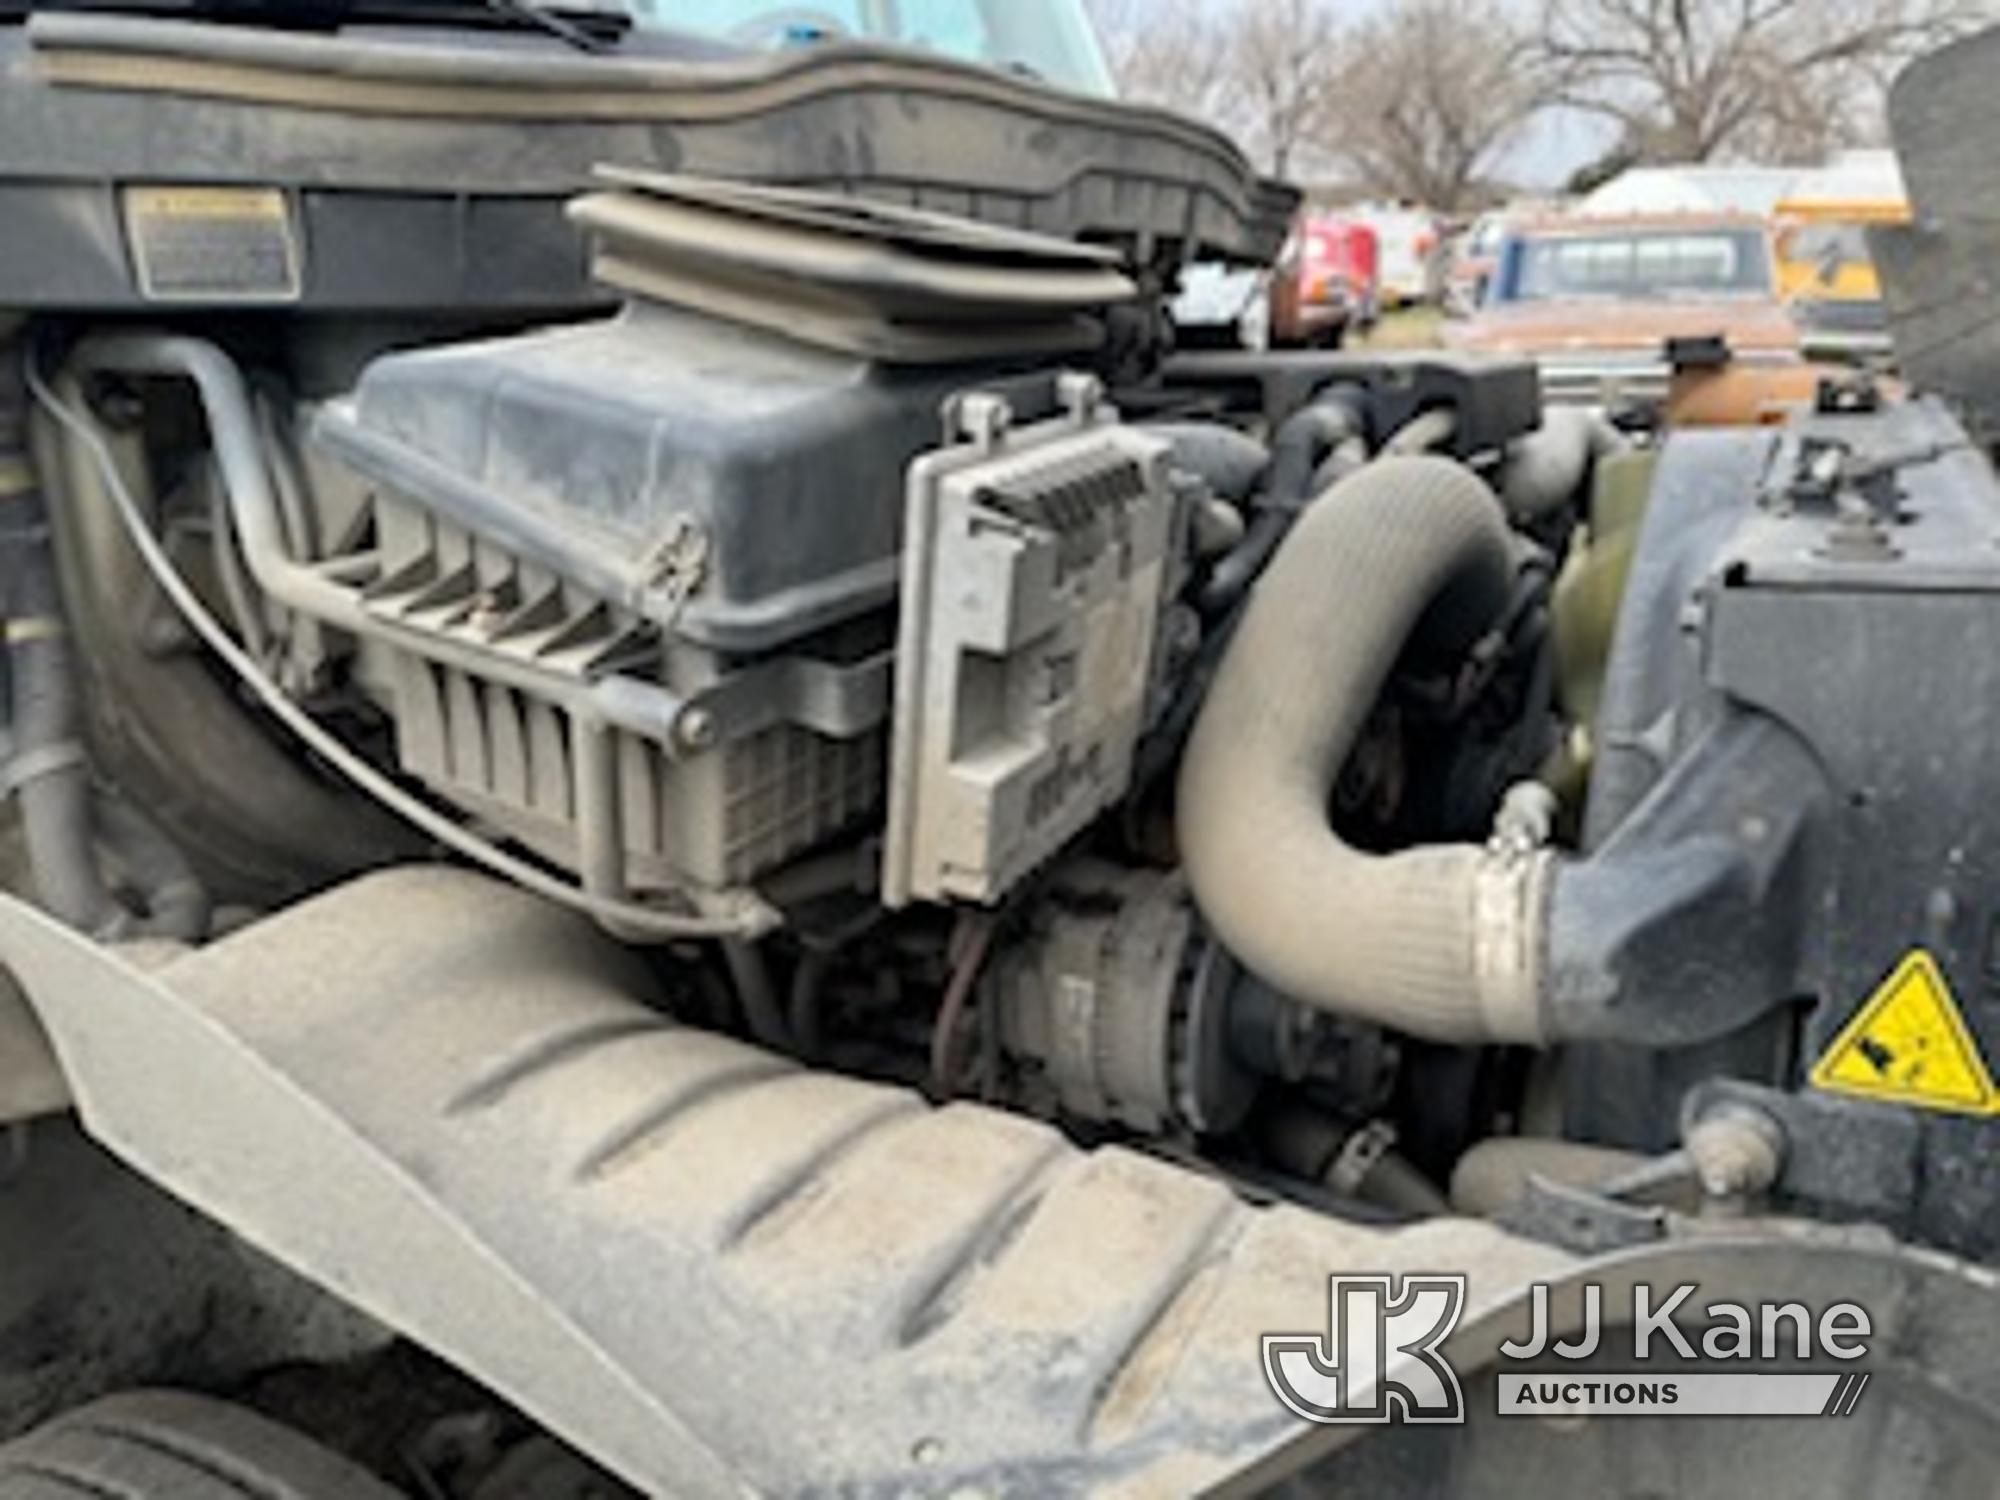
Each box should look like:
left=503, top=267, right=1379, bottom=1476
left=3, top=7, right=2000, bottom=1497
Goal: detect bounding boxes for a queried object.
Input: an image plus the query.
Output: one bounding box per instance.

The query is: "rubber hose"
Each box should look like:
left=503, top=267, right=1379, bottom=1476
left=1449, top=1137, right=1656, bottom=1216
left=722, top=938, right=791, bottom=1052
left=1308, top=438, right=1368, bottom=498
left=92, top=792, right=211, bottom=943
left=1189, top=497, right=1246, bottom=557
left=1355, top=1149, right=1453, bottom=1217
left=1178, top=456, right=1551, bottom=1044
left=1266, top=390, right=1367, bottom=508
left=1498, top=407, right=1626, bottom=521
left=1196, top=389, right=1366, bottom=617
left=1196, top=509, right=1288, bottom=619
left=8, top=635, right=118, bottom=934
left=0, top=344, right=123, bottom=935
left=1143, top=422, right=1269, bottom=504
left=787, top=949, right=832, bottom=1063
left=1381, top=405, right=1459, bottom=456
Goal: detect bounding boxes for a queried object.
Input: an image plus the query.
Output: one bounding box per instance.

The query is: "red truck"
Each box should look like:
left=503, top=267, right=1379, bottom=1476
left=1271, top=214, right=1379, bottom=347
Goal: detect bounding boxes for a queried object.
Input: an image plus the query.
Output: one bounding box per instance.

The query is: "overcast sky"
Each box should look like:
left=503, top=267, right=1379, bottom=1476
left=1504, top=109, right=1619, bottom=190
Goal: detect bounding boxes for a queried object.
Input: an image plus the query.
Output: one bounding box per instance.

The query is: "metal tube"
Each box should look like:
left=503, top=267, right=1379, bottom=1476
left=67, top=334, right=694, bottom=749
left=73, top=334, right=363, bottom=628
left=27, top=355, right=773, bottom=942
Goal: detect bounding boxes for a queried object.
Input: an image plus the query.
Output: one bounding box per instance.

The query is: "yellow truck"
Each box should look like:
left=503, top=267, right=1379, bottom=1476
left=1773, top=150, right=1910, bottom=357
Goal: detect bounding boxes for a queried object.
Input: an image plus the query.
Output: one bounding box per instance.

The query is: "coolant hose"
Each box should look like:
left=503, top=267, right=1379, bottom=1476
left=0, top=339, right=122, bottom=935
left=92, top=793, right=211, bottom=943
left=1266, top=388, right=1368, bottom=506
left=1196, top=387, right=1367, bottom=617
left=1178, top=456, right=1551, bottom=1044
left=1143, top=422, right=1269, bottom=504
left=1498, top=406, right=1625, bottom=521
left=721, top=938, right=791, bottom=1052
left=0, top=339, right=209, bottom=941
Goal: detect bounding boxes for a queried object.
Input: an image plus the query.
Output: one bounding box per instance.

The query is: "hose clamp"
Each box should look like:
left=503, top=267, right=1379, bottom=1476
left=0, top=456, right=35, bottom=500
left=1471, top=849, right=1554, bottom=1045
left=1326, top=1119, right=1398, bottom=1197
left=5, top=615, right=66, bottom=646
left=0, top=739, right=87, bottom=799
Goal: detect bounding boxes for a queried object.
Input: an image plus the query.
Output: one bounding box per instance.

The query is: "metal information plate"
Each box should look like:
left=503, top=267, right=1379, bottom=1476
left=122, top=186, right=301, bottom=303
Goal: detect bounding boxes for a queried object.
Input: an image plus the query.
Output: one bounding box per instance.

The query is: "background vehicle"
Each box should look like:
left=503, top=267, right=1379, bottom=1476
left=1349, top=202, right=1440, bottom=306
left=1576, top=163, right=1797, bottom=218
left=1772, top=152, right=1910, bottom=360
left=1442, top=209, right=1509, bottom=315
left=1447, top=212, right=1802, bottom=406
left=3, top=4, right=2000, bottom=1498
left=1268, top=213, right=1377, bottom=347
left=1170, top=260, right=1273, bottom=349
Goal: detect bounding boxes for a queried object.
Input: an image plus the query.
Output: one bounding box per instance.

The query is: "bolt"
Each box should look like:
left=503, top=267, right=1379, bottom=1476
left=1490, top=781, right=1558, bottom=855
left=1686, top=1104, right=1786, bottom=1201
left=676, top=707, right=717, bottom=752
left=1926, top=887, right=1958, bottom=946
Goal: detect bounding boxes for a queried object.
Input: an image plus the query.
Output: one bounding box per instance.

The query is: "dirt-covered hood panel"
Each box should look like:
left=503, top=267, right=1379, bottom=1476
left=0, top=12, right=1294, bottom=312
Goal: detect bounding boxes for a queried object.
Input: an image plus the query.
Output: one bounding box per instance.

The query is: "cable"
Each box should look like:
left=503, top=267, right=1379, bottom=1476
left=721, top=937, right=791, bottom=1051
left=207, top=474, right=273, bottom=667
left=928, top=910, right=997, bottom=1099
left=26, top=355, right=773, bottom=942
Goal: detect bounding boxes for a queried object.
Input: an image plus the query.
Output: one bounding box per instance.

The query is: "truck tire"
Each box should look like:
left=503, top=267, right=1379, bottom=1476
left=0, top=1392, right=401, bottom=1500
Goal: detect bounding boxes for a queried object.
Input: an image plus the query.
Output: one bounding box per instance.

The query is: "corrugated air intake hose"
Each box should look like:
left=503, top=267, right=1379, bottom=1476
left=1177, top=455, right=1552, bottom=1044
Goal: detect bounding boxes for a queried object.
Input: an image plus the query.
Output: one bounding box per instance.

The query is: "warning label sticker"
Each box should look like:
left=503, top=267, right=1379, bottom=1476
left=1811, top=950, right=1998, bottom=1115
left=122, top=186, right=301, bottom=303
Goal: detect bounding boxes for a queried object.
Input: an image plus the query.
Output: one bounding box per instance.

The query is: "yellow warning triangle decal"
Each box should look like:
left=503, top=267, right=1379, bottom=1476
left=1812, top=950, right=1999, bottom=1115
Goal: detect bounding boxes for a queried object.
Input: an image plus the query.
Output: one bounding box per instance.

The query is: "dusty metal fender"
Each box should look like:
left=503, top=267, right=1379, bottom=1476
left=0, top=868, right=1569, bottom=1497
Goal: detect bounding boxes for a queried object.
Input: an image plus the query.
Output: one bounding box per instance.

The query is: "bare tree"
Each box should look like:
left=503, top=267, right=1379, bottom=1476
left=1229, top=0, right=1346, bottom=178
left=1085, top=0, right=1234, bottom=124
left=1087, top=0, right=1345, bottom=178
left=1322, top=0, right=1549, bottom=210
left=1536, top=0, right=1989, bottom=163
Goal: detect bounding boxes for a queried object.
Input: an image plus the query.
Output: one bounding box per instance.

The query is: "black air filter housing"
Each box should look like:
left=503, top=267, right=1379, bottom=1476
left=319, top=300, right=1001, bottom=654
